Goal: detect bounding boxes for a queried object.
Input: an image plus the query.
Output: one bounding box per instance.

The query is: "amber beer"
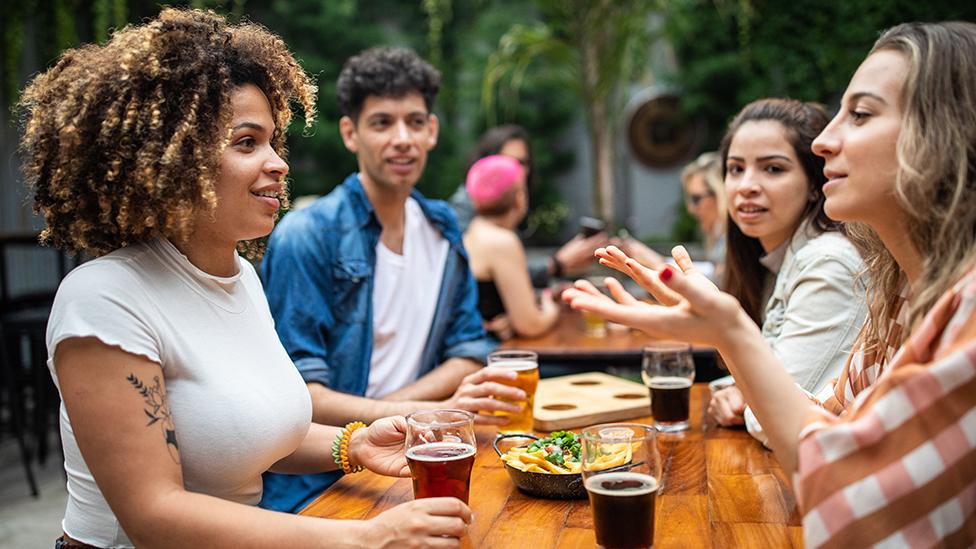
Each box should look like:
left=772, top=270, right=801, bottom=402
left=585, top=471, right=658, bottom=548
left=648, top=377, right=692, bottom=431
left=488, top=351, right=539, bottom=434
left=406, top=442, right=477, bottom=503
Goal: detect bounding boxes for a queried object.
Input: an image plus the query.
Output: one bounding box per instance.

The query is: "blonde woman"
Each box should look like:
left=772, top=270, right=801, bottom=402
left=565, top=22, right=976, bottom=547
left=21, top=9, right=469, bottom=548
left=621, top=152, right=727, bottom=282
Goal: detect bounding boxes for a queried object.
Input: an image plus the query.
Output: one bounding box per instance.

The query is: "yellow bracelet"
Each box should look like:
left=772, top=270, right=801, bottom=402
left=331, top=421, right=367, bottom=474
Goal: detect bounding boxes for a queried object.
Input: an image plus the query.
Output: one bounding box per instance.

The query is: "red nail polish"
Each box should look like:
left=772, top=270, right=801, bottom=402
left=660, top=266, right=673, bottom=282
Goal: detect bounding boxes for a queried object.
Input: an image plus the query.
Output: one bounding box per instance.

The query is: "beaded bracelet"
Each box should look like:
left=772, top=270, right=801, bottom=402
left=331, top=421, right=367, bottom=474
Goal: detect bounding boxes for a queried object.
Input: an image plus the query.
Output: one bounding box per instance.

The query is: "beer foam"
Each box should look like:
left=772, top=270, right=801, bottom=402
left=645, top=376, right=693, bottom=389
left=406, top=442, right=477, bottom=462
left=584, top=472, right=658, bottom=496
left=489, top=360, right=537, bottom=372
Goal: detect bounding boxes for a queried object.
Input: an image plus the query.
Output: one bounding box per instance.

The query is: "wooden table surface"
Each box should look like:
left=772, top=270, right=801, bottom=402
left=499, top=307, right=689, bottom=361
left=300, top=384, right=803, bottom=548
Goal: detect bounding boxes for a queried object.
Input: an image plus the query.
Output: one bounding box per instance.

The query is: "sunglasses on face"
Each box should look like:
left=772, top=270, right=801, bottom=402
left=686, top=191, right=714, bottom=208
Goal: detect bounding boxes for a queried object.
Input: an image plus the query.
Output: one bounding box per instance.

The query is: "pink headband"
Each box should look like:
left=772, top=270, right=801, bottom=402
left=465, top=154, right=526, bottom=208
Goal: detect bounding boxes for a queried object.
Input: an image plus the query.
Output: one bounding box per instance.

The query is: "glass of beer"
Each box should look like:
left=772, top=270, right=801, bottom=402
left=487, top=350, right=539, bottom=434
left=405, top=409, right=477, bottom=503
left=641, top=342, right=695, bottom=432
left=582, top=424, right=662, bottom=549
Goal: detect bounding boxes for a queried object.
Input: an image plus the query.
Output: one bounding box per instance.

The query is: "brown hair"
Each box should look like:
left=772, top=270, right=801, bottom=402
left=719, top=98, right=838, bottom=323
left=18, top=8, right=316, bottom=258
left=850, top=21, right=976, bottom=353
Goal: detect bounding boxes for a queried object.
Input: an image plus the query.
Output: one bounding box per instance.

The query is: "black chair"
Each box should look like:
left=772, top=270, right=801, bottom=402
left=0, top=233, right=81, bottom=496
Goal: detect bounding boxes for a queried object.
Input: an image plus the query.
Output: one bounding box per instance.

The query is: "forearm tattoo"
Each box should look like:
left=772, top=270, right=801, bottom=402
left=127, top=373, right=180, bottom=464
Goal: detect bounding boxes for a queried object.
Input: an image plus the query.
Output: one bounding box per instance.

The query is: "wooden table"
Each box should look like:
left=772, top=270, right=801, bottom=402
left=499, top=309, right=722, bottom=381
left=300, top=384, right=803, bottom=548
left=499, top=308, right=662, bottom=362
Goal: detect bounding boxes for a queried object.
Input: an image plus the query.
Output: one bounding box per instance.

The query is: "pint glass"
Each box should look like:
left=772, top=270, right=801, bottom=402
left=582, top=424, right=662, bottom=549
left=405, top=409, right=476, bottom=503
left=641, top=342, right=695, bottom=432
left=487, top=350, right=539, bottom=433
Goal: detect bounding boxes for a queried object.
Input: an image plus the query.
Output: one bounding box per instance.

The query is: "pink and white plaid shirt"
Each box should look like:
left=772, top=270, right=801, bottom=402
left=797, top=268, right=976, bottom=548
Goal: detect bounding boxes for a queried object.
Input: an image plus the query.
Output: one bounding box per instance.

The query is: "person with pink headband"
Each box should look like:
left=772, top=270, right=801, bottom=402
left=463, top=155, right=561, bottom=338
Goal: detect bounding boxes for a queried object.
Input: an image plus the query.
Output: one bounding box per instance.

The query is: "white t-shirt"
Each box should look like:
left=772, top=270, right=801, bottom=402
left=46, top=239, right=312, bottom=548
left=367, top=198, right=449, bottom=398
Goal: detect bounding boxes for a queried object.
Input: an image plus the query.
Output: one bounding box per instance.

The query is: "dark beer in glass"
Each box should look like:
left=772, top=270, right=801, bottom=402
left=648, top=377, right=693, bottom=425
left=582, top=424, right=662, bottom=549
left=405, top=409, right=476, bottom=503
left=407, top=442, right=477, bottom=503
left=585, top=472, right=658, bottom=549
left=641, top=343, right=695, bottom=432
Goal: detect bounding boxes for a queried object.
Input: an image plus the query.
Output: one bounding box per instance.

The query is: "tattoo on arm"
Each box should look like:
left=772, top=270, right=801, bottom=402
left=127, top=373, right=180, bottom=464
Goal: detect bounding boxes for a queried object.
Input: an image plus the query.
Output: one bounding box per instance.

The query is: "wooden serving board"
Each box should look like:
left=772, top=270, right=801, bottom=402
left=532, top=372, right=650, bottom=431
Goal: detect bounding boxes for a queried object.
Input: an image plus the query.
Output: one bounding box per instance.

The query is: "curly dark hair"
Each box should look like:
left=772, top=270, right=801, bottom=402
left=17, top=8, right=317, bottom=258
left=718, top=98, right=838, bottom=323
left=336, top=47, right=441, bottom=121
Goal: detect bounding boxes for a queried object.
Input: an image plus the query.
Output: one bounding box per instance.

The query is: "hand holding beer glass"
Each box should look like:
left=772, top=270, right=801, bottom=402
left=487, top=350, right=539, bottom=433
left=582, top=424, right=662, bottom=549
left=641, top=342, right=695, bottom=432
left=405, top=410, right=477, bottom=503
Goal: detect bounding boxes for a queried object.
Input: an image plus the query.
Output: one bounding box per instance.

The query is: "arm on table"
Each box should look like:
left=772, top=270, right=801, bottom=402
left=308, top=360, right=526, bottom=427
left=55, top=337, right=470, bottom=549
left=562, top=256, right=812, bottom=476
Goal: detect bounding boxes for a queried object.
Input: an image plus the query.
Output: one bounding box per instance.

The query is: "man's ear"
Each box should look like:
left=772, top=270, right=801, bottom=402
left=339, top=116, right=358, bottom=154
left=426, top=113, right=439, bottom=150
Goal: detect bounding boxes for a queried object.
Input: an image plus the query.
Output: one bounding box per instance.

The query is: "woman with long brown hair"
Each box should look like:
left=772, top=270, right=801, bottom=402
left=566, top=21, right=976, bottom=547
left=603, top=98, right=867, bottom=434
left=21, top=9, right=470, bottom=548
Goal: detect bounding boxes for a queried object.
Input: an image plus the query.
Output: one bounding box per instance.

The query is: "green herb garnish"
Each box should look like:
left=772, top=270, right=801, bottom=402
left=527, top=431, right=581, bottom=463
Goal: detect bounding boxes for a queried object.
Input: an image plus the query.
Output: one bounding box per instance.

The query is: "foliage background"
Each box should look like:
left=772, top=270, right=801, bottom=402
left=3, top=0, right=976, bottom=242
left=661, top=0, right=976, bottom=151
left=1, top=0, right=577, bottom=240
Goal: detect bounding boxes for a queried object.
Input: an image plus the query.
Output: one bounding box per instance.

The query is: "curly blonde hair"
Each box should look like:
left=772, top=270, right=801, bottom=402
left=18, top=8, right=316, bottom=258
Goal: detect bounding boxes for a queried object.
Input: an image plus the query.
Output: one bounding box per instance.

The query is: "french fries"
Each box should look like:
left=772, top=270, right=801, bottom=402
left=500, top=442, right=633, bottom=474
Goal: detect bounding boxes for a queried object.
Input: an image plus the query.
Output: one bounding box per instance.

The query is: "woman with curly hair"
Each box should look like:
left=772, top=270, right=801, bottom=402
left=20, top=9, right=470, bottom=548
left=565, top=21, right=976, bottom=547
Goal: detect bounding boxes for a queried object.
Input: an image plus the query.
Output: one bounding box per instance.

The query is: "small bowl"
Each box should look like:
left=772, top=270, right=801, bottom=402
left=492, top=433, right=587, bottom=500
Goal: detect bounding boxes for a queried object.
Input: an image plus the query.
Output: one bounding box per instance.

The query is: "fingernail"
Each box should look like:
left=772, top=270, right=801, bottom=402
left=660, top=266, right=673, bottom=282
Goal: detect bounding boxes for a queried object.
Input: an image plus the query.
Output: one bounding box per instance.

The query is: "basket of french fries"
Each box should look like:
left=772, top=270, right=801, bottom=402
left=492, top=431, right=637, bottom=499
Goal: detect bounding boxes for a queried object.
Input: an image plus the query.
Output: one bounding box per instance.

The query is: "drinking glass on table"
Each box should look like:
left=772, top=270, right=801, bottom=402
left=582, top=424, right=662, bottom=549
left=487, top=350, right=539, bottom=434
left=641, top=342, right=695, bottom=432
left=405, top=409, right=477, bottom=503
left=582, top=277, right=609, bottom=337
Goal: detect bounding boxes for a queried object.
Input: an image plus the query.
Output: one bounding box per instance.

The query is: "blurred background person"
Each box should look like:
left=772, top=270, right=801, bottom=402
left=617, top=152, right=726, bottom=284
left=450, top=125, right=608, bottom=290
left=463, top=155, right=560, bottom=339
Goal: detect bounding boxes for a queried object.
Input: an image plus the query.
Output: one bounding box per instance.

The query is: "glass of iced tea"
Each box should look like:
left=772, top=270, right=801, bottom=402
left=405, top=409, right=477, bottom=503
left=487, top=350, right=539, bottom=434
left=582, top=424, right=662, bottom=549
left=641, top=342, right=695, bottom=432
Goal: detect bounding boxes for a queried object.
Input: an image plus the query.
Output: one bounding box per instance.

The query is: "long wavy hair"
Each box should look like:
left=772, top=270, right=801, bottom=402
left=849, top=21, right=976, bottom=354
left=719, top=98, right=838, bottom=323
left=18, top=8, right=317, bottom=259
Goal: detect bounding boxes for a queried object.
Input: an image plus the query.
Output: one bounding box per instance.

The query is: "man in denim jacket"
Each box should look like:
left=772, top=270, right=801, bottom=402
left=259, top=48, right=521, bottom=513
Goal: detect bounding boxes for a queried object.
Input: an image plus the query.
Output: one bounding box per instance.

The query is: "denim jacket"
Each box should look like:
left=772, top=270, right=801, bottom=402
left=259, top=173, right=496, bottom=512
